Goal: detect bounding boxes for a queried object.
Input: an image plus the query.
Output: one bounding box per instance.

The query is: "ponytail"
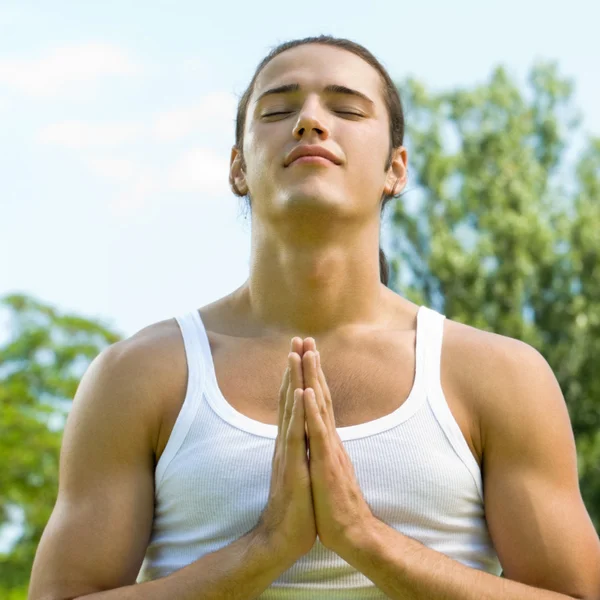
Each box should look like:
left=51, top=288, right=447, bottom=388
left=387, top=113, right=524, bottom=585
left=379, top=247, right=389, bottom=286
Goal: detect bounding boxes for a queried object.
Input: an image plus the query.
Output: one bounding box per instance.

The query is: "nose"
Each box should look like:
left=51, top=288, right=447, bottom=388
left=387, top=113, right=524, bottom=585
left=293, top=96, right=331, bottom=140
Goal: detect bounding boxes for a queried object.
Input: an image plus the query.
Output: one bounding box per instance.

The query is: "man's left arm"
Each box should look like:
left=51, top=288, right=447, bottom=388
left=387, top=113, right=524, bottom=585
left=335, top=336, right=600, bottom=599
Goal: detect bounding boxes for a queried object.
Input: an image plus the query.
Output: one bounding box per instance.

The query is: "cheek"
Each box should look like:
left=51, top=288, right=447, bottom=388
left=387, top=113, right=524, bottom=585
left=347, top=121, right=388, bottom=165
left=243, top=132, right=279, bottom=193
left=348, top=134, right=388, bottom=185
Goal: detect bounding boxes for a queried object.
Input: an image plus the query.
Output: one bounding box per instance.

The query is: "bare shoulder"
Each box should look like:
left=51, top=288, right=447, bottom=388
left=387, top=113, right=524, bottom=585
left=101, top=317, right=188, bottom=459
left=106, top=317, right=186, bottom=397
left=441, top=317, right=567, bottom=459
left=117, top=316, right=185, bottom=357
left=442, top=317, right=547, bottom=391
left=127, top=317, right=188, bottom=388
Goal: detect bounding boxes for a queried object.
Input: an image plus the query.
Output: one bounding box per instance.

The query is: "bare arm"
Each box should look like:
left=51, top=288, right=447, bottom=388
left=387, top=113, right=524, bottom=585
left=480, top=337, right=600, bottom=597
left=37, top=529, right=293, bottom=600
left=28, top=331, right=295, bottom=600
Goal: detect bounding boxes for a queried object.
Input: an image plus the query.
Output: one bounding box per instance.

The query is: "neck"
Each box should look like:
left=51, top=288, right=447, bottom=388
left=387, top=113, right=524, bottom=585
left=233, top=220, right=392, bottom=338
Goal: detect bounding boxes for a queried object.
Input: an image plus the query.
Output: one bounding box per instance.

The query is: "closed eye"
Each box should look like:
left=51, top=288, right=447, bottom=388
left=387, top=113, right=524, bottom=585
left=262, top=111, right=362, bottom=118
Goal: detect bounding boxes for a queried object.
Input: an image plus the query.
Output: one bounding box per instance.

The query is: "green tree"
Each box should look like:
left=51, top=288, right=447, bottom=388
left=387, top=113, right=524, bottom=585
left=389, top=62, right=600, bottom=528
left=0, top=293, right=122, bottom=594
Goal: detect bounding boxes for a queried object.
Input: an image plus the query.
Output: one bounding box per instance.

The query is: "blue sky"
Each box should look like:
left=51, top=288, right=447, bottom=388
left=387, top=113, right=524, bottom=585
left=1, top=0, right=599, bottom=339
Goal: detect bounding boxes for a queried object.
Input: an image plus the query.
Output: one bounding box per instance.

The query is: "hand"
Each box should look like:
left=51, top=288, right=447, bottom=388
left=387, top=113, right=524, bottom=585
left=300, top=338, right=375, bottom=554
left=256, top=338, right=317, bottom=560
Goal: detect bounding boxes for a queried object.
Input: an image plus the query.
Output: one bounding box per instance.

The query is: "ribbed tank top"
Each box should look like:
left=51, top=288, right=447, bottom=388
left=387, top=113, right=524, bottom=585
left=136, top=306, right=502, bottom=594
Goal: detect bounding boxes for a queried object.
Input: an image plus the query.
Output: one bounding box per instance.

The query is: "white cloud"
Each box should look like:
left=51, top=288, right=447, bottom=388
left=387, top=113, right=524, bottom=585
left=83, top=148, right=230, bottom=197
left=33, top=88, right=235, bottom=216
left=85, top=156, right=141, bottom=181
left=80, top=147, right=230, bottom=218
left=0, top=42, right=141, bottom=96
left=79, top=155, right=160, bottom=217
left=110, top=176, right=162, bottom=219
left=152, top=92, right=237, bottom=141
left=167, top=147, right=230, bottom=195
left=36, top=90, right=236, bottom=148
left=37, top=121, right=144, bottom=149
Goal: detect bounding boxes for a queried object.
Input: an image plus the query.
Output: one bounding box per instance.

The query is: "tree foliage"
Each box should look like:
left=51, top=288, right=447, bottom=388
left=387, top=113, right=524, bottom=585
left=389, top=62, right=600, bottom=528
left=0, top=294, right=122, bottom=594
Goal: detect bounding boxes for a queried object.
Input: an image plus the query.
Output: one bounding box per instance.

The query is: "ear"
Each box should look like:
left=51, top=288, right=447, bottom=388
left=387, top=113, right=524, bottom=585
left=383, top=145, right=408, bottom=197
left=229, top=146, right=248, bottom=196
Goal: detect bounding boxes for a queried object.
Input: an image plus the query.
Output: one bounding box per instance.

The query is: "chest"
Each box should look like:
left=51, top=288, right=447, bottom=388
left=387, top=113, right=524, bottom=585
left=211, top=331, right=417, bottom=429
left=156, top=327, right=481, bottom=468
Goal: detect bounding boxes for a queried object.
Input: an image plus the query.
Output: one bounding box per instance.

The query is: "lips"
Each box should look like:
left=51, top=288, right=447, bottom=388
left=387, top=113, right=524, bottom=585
left=285, top=145, right=342, bottom=167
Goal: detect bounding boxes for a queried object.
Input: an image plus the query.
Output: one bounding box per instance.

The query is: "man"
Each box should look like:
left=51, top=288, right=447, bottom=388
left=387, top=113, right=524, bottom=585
left=29, top=36, right=600, bottom=599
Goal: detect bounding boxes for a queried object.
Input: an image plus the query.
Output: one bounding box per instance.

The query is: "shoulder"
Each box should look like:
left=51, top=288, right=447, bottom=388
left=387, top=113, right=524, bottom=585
left=441, top=316, right=565, bottom=456
left=101, top=317, right=186, bottom=387
left=91, top=317, right=188, bottom=457
left=442, top=317, right=548, bottom=387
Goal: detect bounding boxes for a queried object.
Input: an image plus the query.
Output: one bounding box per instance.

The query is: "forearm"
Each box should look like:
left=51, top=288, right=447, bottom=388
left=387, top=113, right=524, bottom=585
left=72, top=528, right=294, bottom=600
left=339, top=518, right=578, bottom=600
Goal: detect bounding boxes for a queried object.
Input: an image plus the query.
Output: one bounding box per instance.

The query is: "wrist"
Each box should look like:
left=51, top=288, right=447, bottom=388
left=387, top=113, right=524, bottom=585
left=337, top=515, right=386, bottom=562
left=251, top=525, right=305, bottom=568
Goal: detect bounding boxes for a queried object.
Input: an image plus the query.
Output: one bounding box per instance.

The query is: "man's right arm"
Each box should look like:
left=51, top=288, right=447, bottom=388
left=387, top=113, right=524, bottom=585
left=28, top=330, right=295, bottom=600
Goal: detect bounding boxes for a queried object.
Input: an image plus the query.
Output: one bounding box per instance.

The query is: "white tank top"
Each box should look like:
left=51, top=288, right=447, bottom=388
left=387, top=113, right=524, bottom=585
left=137, top=306, right=502, bottom=594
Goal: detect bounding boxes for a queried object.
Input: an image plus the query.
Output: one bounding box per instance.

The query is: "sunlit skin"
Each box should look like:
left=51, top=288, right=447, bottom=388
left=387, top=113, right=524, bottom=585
left=229, top=44, right=410, bottom=338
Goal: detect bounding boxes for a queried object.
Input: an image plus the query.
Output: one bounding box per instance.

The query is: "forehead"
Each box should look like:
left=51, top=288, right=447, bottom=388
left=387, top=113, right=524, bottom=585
left=252, top=44, right=383, bottom=105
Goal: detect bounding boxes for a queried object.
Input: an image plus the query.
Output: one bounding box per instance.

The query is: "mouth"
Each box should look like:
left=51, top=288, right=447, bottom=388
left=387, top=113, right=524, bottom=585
left=289, top=156, right=337, bottom=166
left=284, top=145, right=342, bottom=167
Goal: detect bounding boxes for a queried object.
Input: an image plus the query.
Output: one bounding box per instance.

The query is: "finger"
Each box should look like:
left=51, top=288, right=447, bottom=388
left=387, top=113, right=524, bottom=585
left=289, top=350, right=304, bottom=393
left=303, top=340, right=330, bottom=414
left=282, top=352, right=301, bottom=439
left=302, top=351, right=319, bottom=395
left=303, top=351, right=332, bottom=430
left=287, top=389, right=308, bottom=460
left=303, top=337, right=316, bottom=355
left=315, top=351, right=336, bottom=427
left=281, top=362, right=296, bottom=441
left=291, top=336, right=304, bottom=357
left=304, top=387, right=328, bottom=452
left=291, top=338, right=305, bottom=388
left=278, top=365, right=290, bottom=432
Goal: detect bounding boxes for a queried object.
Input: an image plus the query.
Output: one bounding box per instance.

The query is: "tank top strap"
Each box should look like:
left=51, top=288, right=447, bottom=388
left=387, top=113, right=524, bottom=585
left=155, top=312, right=207, bottom=487
left=418, top=306, right=483, bottom=500
left=417, top=306, right=446, bottom=388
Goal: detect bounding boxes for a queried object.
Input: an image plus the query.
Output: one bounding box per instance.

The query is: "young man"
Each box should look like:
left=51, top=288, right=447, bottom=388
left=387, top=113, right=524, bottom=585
left=29, top=37, right=600, bottom=599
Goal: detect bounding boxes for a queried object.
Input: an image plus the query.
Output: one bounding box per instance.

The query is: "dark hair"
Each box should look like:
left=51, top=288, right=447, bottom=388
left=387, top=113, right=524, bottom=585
left=230, top=35, right=405, bottom=287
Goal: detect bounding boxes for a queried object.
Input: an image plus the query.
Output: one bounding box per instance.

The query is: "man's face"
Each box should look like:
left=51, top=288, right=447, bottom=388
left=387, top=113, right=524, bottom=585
left=232, top=44, right=397, bottom=222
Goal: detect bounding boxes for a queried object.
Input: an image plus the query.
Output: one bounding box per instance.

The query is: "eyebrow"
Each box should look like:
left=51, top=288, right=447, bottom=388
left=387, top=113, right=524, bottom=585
left=255, top=83, right=375, bottom=106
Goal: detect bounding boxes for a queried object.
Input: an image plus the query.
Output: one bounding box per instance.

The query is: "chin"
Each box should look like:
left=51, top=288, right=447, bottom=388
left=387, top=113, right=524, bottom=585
left=281, top=190, right=339, bottom=205
left=276, top=193, right=351, bottom=220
